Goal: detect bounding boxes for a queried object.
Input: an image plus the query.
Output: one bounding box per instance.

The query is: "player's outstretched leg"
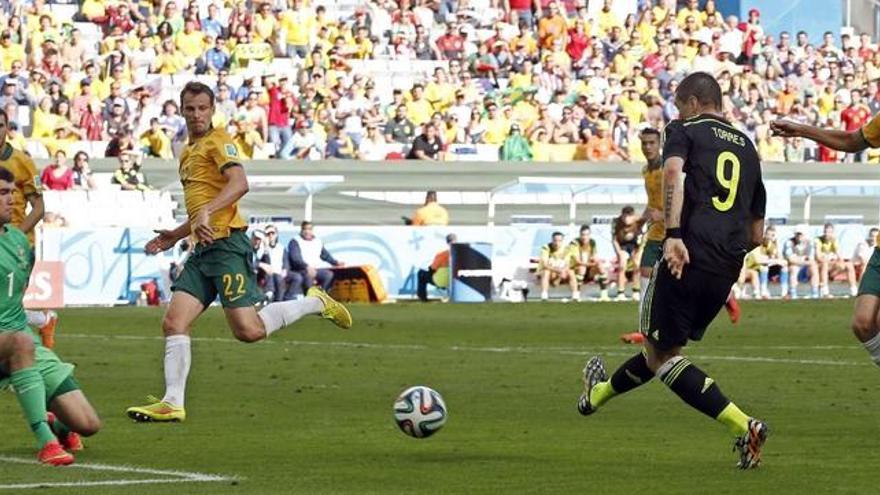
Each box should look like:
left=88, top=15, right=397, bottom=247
left=254, top=287, right=352, bottom=336
left=648, top=346, right=768, bottom=468
left=577, top=351, right=654, bottom=415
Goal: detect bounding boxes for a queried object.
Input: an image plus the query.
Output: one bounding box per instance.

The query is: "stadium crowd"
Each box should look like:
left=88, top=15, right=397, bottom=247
left=0, top=0, right=878, bottom=164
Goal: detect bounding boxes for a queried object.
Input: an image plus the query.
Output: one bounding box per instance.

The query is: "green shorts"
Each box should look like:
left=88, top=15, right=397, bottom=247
left=172, top=230, right=263, bottom=308
left=640, top=239, right=664, bottom=269
left=858, top=247, right=880, bottom=296
left=0, top=344, right=76, bottom=401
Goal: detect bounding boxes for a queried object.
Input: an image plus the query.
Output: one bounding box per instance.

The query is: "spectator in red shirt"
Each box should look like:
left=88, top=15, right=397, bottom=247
left=504, top=0, right=539, bottom=28
left=266, top=76, right=292, bottom=158
left=841, top=89, right=871, bottom=162
left=566, top=18, right=589, bottom=64
left=435, top=23, right=465, bottom=60
left=41, top=150, right=74, bottom=191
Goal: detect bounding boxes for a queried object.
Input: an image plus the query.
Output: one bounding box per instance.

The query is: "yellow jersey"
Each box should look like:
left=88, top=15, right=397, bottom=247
left=179, top=127, right=247, bottom=242
left=815, top=235, right=839, bottom=255
left=567, top=239, right=597, bottom=268
left=642, top=164, right=664, bottom=241
left=0, top=144, right=41, bottom=245
left=861, top=112, right=880, bottom=244
left=412, top=202, right=449, bottom=226
left=539, top=244, right=571, bottom=271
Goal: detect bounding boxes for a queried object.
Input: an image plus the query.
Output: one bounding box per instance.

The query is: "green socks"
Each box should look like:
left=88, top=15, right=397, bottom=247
left=10, top=367, right=55, bottom=448
left=49, top=414, right=72, bottom=439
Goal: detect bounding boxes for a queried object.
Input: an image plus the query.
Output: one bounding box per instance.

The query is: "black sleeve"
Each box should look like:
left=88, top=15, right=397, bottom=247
left=286, top=239, right=308, bottom=271
left=662, top=120, right=690, bottom=161
left=320, top=247, right=338, bottom=266
left=751, top=175, right=767, bottom=220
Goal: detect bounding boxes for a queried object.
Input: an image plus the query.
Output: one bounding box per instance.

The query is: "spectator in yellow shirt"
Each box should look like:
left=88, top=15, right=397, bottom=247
left=253, top=3, right=278, bottom=44
left=482, top=102, right=510, bottom=144
left=411, top=191, right=449, bottom=226
left=0, top=32, right=25, bottom=71
left=676, top=0, right=703, bottom=28
left=139, top=118, right=174, bottom=159
left=406, top=84, right=434, bottom=126
left=175, top=21, right=206, bottom=61
left=281, top=0, right=317, bottom=59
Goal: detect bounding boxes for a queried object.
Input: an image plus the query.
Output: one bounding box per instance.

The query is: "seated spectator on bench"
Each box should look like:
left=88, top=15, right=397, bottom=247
left=261, top=225, right=286, bottom=302
left=752, top=225, right=789, bottom=298
left=852, top=227, right=879, bottom=280
left=539, top=231, right=579, bottom=301
left=784, top=226, right=819, bottom=299
left=283, top=221, right=344, bottom=300
left=815, top=222, right=857, bottom=297
left=417, top=233, right=456, bottom=302
left=569, top=225, right=609, bottom=301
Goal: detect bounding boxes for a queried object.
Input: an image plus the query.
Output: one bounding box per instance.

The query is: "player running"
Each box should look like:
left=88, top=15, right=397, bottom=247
left=578, top=72, right=769, bottom=469
left=0, top=110, right=58, bottom=348
left=126, top=82, right=352, bottom=423
left=0, top=167, right=101, bottom=465
left=771, top=111, right=880, bottom=366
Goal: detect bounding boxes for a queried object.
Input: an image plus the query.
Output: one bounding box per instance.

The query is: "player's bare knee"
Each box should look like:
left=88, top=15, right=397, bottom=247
left=851, top=314, right=875, bottom=340
left=161, top=315, right=189, bottom=337
left=233, top=325, right=264, bottom=343
left=78, top=415, right=102, bottom=437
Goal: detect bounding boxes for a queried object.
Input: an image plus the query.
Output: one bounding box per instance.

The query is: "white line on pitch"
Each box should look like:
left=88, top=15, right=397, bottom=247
left=61, top=333, right=870, bottom=367
left=0, top=479, right=227, bottom=490
left=0, top=455, right=237, bottom=490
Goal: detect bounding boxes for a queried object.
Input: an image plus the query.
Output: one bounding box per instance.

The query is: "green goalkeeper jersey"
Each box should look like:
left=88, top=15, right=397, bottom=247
left=0, top=225, right=33, bottom=334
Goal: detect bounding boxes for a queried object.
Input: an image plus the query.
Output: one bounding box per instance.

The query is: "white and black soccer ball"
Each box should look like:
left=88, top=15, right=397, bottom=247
left=393, top=386, right=447, bottom=438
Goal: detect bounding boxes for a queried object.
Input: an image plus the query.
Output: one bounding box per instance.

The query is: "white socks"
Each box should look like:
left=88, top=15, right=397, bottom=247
left=639, top=276, right=650, bottom=314
left=26, top=310, right=48, bottom=328
left=863, top=332, right=880, bottom=367
left=162, top=335, right=191, bottom=408
left=258, top=296, right=324, bottom=337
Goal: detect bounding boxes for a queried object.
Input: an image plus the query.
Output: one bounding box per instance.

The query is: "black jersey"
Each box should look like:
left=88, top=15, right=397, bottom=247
left=662, top=114, right=766, bottom=278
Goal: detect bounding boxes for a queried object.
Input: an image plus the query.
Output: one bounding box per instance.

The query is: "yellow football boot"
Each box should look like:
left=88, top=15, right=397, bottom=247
left=126, top=395, right=186, bottom=422
left=307, top=287, right=353, bottom=329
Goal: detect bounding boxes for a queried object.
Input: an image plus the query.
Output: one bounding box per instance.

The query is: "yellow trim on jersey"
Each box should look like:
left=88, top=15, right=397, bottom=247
left=682, top=117, right=739, bottom=133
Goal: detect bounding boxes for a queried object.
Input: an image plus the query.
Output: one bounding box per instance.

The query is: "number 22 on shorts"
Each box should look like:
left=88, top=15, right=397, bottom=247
left=222, top=273, right=246, bottom=301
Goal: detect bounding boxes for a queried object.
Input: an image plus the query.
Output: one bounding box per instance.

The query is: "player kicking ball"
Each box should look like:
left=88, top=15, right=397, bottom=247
left=126, top=82, right=352, bottom=423
left=0, top=167, right=101, bottom=465
left=577, top=72, right=769, bottom=469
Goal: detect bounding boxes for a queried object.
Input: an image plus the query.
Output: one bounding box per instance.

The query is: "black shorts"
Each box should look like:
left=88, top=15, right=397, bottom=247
left=640, top=262, right=737, bottom=351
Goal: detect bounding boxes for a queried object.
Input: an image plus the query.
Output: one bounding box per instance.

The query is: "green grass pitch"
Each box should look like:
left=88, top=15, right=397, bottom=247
left=0, top=300, right=876, bottom=494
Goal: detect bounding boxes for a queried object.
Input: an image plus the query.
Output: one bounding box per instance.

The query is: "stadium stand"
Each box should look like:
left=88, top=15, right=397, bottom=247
left=3, top=0, right=878, bottom=168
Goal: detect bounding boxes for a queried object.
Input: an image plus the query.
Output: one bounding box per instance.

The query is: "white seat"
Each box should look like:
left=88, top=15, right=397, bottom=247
left=25, top=141, right=48, bottom=159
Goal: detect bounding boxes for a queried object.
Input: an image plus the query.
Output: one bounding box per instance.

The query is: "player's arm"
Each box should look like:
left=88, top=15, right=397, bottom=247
left=193, top=164, right=248, bottom=244
left=749, top=178, right=766, bottom=250
left=770, top=119, right=870, bottom=152
left=19, top=193, right=43, bottom=234
left=661, top=121, right=690, bottom=278
left=20, top=160, right=43, bottom=234
left=145, top=221, right=191, bottom=255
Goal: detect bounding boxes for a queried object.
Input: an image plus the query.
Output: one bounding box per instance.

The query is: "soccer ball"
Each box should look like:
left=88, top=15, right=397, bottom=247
left=393, top=386, right=447, bottom=438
